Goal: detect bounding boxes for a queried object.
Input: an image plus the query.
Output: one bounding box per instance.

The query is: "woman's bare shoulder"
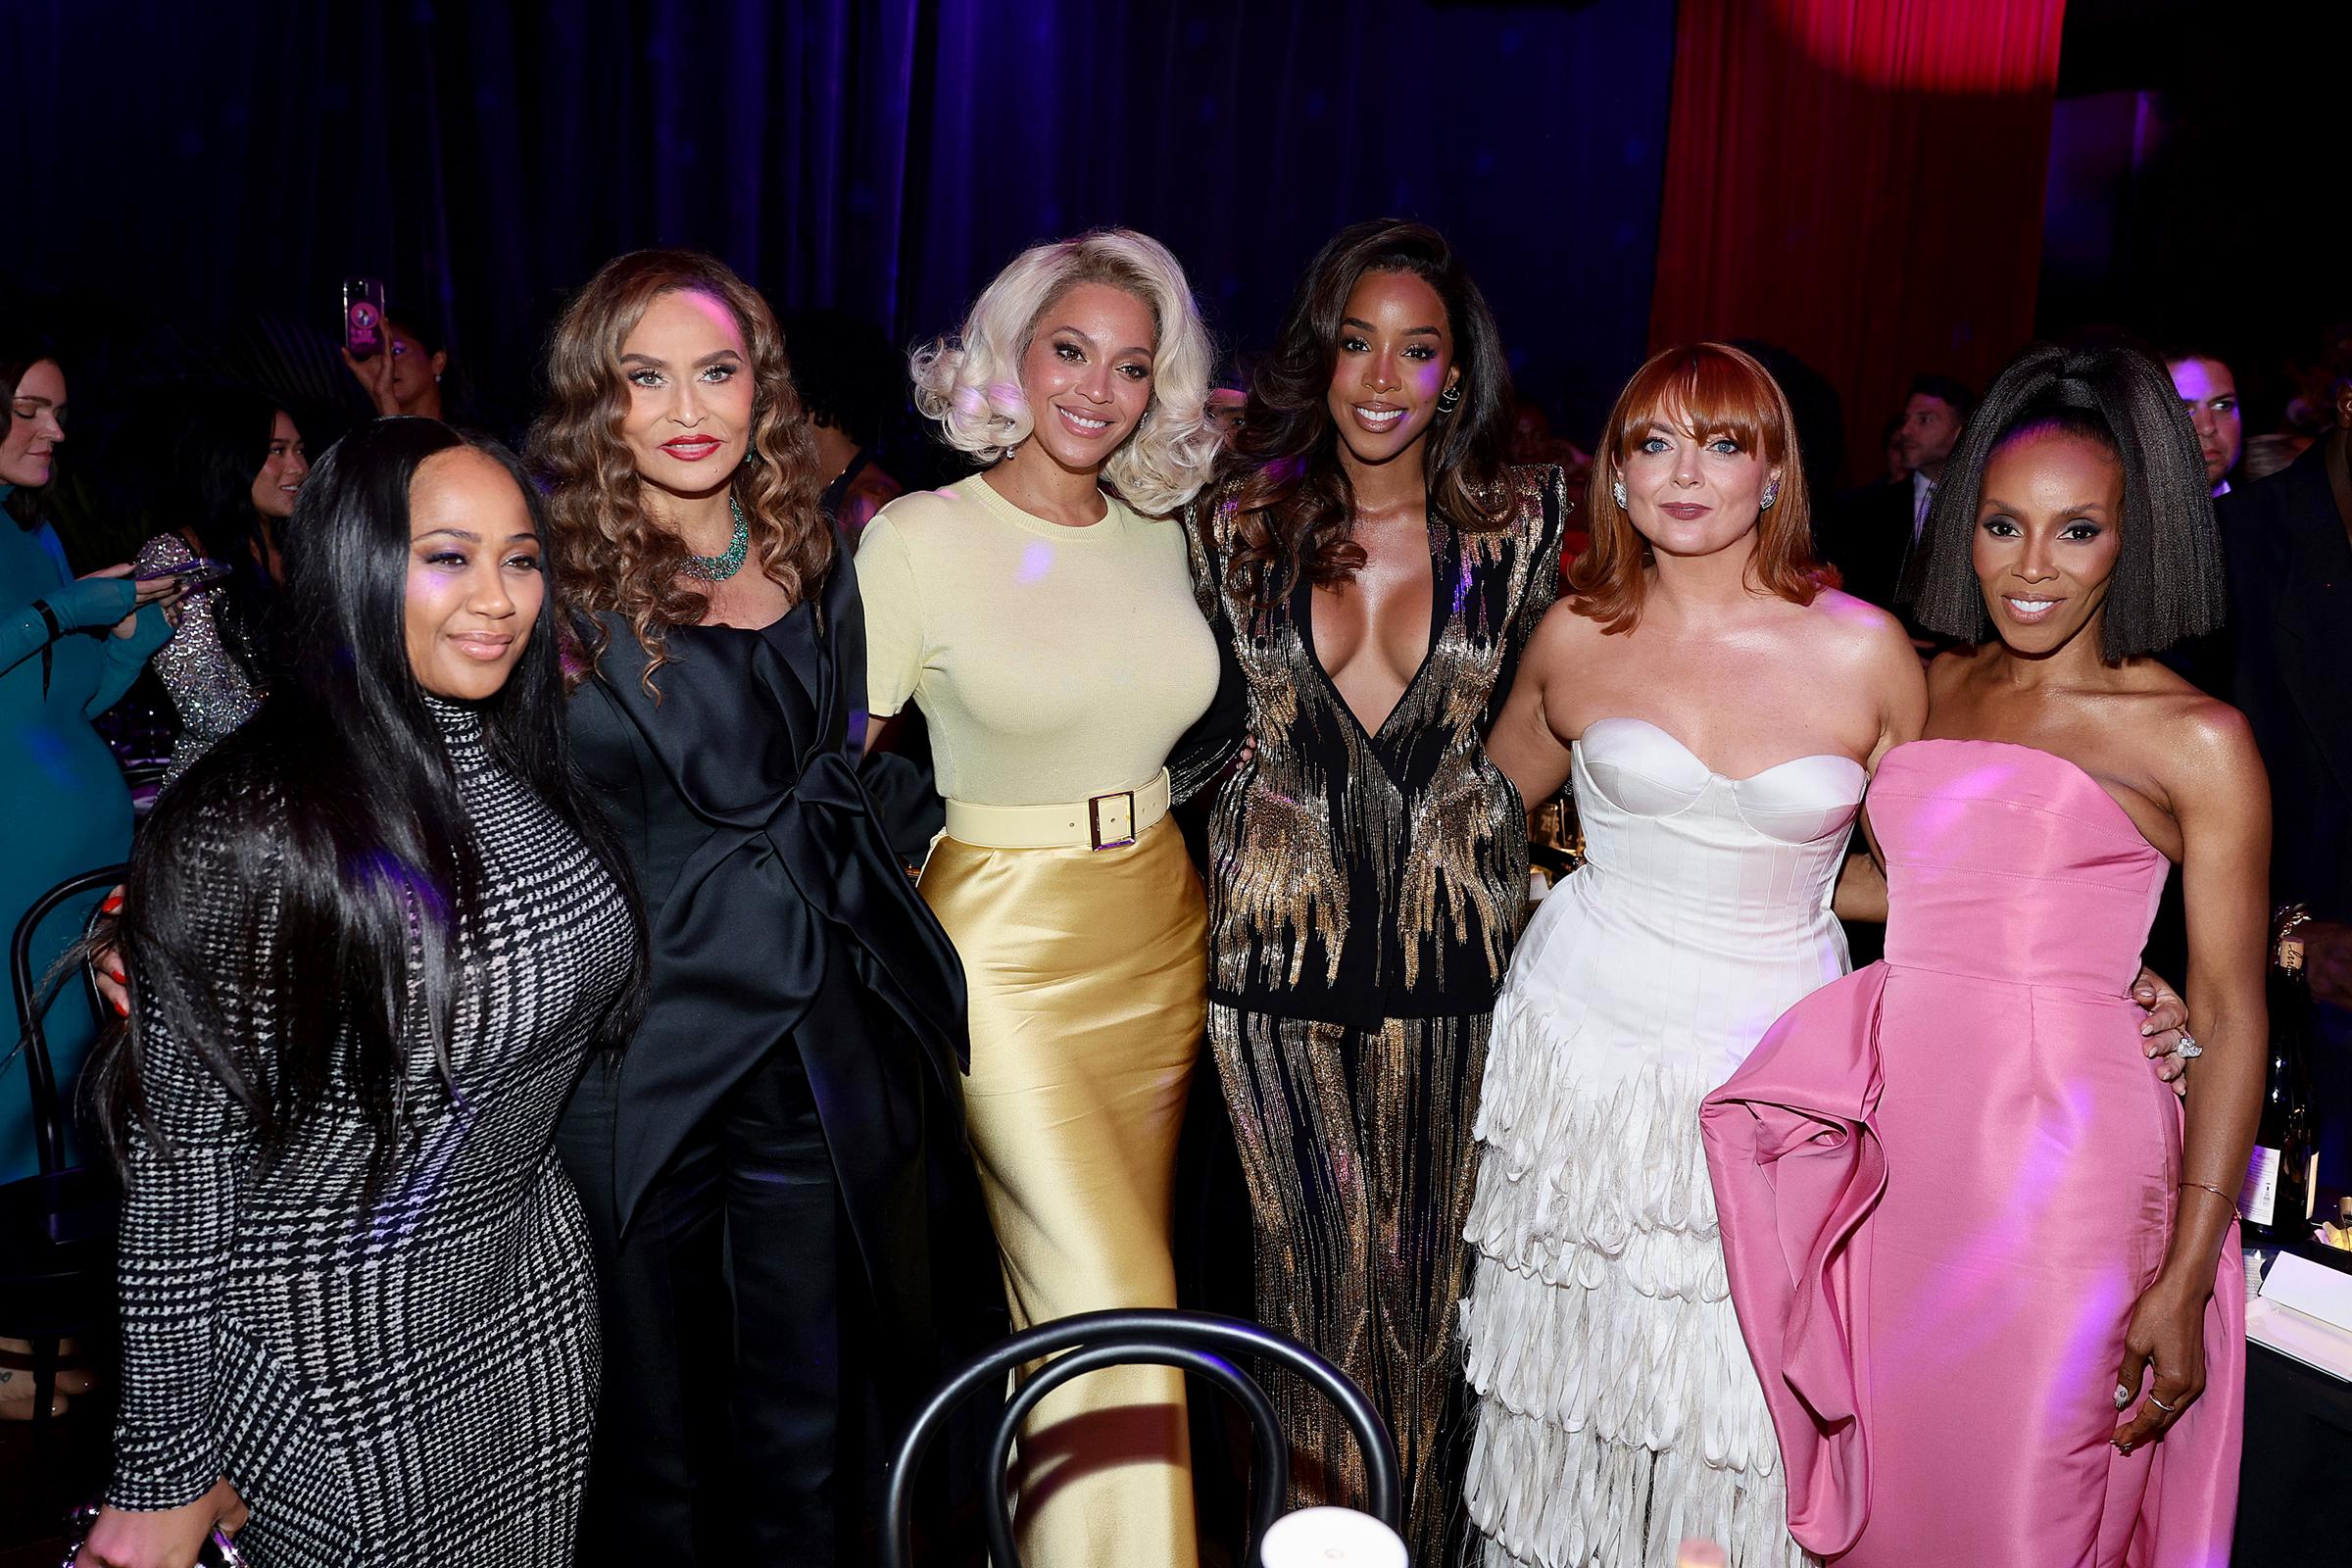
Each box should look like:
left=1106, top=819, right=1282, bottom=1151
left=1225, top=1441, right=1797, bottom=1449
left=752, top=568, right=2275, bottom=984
left=1793, top=586, right=1917, bottom=669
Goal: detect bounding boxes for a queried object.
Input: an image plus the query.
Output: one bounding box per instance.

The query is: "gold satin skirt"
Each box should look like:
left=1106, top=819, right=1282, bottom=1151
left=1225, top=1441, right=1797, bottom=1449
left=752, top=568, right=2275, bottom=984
left=919, top=815, right=1204, bottom=1568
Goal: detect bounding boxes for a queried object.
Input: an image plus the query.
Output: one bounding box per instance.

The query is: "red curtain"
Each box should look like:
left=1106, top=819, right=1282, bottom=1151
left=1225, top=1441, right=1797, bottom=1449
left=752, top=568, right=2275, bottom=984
left=1650, top=0, right=2069, bottom=486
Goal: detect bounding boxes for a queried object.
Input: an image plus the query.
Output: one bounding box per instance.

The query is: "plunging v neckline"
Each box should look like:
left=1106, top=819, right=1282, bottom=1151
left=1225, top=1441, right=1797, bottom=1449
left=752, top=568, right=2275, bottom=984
left=1299, top=514, right=1450, bottom=744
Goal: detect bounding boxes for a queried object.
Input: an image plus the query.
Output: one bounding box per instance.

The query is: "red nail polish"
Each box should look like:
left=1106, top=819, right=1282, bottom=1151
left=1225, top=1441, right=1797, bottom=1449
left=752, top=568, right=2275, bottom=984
left=101, top=895, right=123, bottom=913
left=112, top=998, right=128, bottom=1017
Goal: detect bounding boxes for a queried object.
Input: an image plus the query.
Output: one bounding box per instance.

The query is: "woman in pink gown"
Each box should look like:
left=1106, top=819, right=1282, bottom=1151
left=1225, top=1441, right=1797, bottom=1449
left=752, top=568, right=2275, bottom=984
left=1702, top=341, right=2268, bottom=1567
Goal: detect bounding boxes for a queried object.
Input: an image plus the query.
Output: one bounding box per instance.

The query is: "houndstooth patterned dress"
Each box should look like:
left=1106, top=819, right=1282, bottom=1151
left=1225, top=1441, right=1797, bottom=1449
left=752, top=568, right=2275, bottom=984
left=106, top=698, right=637, bottom=1565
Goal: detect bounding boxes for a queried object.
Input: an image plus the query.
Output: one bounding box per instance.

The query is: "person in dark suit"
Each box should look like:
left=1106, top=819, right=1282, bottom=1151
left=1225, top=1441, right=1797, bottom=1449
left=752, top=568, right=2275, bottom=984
left=1818, top=373, right=1974, bottom=615
left=2166, top=347, right=2244, bottom=499
left=2222, top=374, right=2352, bottom=1186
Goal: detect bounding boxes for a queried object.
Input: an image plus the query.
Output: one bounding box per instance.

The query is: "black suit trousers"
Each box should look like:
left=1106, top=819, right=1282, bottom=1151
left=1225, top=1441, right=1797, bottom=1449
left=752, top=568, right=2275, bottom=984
left=558, top=1040, right=872, bottom=1566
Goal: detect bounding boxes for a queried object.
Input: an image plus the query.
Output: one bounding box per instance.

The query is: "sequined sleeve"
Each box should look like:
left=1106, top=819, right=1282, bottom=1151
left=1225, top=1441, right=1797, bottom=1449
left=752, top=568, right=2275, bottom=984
left=1167, top=494, right=1248, bottom=806
left=136, top=534, right=263, bottom=786
left=1486, top=466, right=1570, bottom=735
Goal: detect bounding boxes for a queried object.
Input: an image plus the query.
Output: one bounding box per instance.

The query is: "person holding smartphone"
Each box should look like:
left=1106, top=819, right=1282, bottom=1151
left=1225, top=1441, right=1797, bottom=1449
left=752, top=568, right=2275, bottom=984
left=341, top=285, right=450, bottom=422
left=0, top=335, right=179, bottom=1213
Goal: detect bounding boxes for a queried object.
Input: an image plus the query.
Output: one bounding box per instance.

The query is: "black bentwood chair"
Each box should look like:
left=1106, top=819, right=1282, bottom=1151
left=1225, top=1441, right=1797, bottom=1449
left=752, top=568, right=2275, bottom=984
left=1, top=864, right=130, bottom=1429
left=880, top=1307, right=1402, bottom=1568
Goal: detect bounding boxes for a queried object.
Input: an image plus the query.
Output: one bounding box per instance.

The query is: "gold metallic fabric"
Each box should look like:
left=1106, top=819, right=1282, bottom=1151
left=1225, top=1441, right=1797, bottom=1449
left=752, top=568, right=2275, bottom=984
left=1210, top=1004, right=1490, bottom=1566
left=917, top=816, right=1204, bottom=1568
left=1179, top=466, right=1566, bottom=1024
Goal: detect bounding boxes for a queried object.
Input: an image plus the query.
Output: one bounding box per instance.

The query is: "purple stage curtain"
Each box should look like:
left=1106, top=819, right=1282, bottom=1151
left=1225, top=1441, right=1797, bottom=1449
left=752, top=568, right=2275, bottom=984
left=1650, top=0, right=2069, bottom=484
left=0, top=1, right=1677, bottom=459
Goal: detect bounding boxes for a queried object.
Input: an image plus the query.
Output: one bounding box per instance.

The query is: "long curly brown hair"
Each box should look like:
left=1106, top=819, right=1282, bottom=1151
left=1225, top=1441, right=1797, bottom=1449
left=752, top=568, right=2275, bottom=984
left=1219, top=220, right=1514, bottom=606
left=527, top=249, right=828, bottom=692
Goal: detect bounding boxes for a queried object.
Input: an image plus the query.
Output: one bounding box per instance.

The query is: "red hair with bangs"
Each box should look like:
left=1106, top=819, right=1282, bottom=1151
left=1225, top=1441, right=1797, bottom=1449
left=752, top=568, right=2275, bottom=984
left=1567, top=341, right=1820, bottom=633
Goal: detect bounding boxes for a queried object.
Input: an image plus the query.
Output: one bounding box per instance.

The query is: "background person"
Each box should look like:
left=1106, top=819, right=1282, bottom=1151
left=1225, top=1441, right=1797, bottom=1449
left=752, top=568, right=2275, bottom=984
left=0, top=335, right=176, bottom=1203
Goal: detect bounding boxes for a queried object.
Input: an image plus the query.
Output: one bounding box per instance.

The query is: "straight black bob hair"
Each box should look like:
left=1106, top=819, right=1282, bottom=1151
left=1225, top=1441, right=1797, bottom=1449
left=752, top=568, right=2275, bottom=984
left=1903, top=342, right=2224, bottom=660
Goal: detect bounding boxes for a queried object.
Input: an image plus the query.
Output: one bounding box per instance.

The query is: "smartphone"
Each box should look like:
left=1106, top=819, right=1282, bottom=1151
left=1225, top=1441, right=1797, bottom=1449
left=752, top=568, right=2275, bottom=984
left=135, top=558, right=233, bottom=589
left=343, top=275, right=389, bottom=360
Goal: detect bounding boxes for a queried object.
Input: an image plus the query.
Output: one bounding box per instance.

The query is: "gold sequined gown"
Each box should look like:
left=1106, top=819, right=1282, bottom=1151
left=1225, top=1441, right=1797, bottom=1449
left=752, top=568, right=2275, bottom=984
left=1175, top=466, right=1566, bottom=1564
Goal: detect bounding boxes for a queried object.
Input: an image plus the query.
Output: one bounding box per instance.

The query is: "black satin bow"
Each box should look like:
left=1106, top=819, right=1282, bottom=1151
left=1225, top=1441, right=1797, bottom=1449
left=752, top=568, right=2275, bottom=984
left=579, top=564, right=969, bottom=1314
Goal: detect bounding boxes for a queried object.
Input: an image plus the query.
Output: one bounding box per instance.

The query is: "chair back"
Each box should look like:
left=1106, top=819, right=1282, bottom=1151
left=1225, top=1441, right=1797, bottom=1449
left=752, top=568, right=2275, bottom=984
left=879, top=1307, right=1401, bottom=1568
left=10, top=864, right=129, bottom=1176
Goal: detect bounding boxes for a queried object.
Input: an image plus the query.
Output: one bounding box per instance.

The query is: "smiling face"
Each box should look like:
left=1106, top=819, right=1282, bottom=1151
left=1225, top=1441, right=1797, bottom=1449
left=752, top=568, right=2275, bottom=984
left=404, top=447, right=545, bottom=702
left=1012, top=280, right=1157, bottom=477
left=1, top=359, right=66, bottom=488
left=1616, top=400, right=1781, bottom=562
left=249, top=410, right=310, bottom=520
left=1325, top=269, right=1458, bottom=466
left=2167, top=356, right=2241, bottom=489
left=619, top=289, right=756, bottom=501
left=1971, top=423, right=2125, bottom=657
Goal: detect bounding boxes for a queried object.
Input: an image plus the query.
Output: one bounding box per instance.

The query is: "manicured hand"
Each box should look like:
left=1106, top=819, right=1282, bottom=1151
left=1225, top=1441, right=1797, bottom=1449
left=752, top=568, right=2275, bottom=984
left=82, top=564, right=184, bottom=638
left=2131, top=965, right=2191, bottom=1098
left=74, top=1477, right=247, bottom=1568
left=93, top=885, right=129, bottom=1018
left=2110, top=1273, right=2209, bottom=1454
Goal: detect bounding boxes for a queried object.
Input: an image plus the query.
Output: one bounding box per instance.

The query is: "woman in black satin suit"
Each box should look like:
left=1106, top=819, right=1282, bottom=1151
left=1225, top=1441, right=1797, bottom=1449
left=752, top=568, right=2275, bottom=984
left=528, top=250, right=986, bottom=1565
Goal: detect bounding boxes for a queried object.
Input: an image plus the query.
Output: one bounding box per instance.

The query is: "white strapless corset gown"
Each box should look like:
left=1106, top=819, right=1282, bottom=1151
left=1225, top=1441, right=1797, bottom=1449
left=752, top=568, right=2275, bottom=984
left=1460, top=718, right=1866, bottom=1568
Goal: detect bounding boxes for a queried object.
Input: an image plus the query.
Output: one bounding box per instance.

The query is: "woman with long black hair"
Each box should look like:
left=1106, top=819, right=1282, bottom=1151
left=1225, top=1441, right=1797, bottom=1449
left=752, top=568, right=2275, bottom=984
left=1175, top=219, right=1567, bottom=1562
left=73, top=417, right=644, bottom=1567
left=133, top=388, right=310, bottom=784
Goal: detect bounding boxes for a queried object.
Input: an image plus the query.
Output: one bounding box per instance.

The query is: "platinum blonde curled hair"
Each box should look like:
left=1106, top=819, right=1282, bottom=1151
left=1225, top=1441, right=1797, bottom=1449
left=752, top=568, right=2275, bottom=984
left=909, top=228, right=1220, bottom=516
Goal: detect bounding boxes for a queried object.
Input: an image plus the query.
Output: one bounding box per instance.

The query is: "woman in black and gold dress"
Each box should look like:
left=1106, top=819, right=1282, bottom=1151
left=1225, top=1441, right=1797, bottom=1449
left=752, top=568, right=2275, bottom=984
left=1176, top=220, right=1566, bottom=1562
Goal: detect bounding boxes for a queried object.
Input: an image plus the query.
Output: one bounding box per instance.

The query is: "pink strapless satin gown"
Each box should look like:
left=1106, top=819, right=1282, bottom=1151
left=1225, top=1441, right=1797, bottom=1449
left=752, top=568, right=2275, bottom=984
left=1699, top=741, right=2244, bottom=1567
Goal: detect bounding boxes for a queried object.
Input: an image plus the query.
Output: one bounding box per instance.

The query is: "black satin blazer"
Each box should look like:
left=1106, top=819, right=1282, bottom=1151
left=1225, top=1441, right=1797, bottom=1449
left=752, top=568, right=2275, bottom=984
left=566, top=554, right=969, bottom=1320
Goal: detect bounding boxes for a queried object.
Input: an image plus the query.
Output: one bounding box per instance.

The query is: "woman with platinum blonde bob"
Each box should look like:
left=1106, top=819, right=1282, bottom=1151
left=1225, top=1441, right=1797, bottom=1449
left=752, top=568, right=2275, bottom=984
left=857, top=228, right=1221, bottom=1568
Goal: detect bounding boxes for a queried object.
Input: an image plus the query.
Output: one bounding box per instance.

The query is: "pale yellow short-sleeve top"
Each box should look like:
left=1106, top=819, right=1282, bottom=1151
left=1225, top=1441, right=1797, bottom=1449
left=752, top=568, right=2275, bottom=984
left=855, top=472, right=1220, bottom=808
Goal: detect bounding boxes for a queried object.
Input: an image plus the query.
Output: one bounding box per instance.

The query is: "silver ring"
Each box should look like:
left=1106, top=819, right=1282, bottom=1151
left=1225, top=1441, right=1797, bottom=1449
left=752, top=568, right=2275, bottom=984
left=2174, top=1032, right=2202, bottom=1059
left=2146, top=1392, right=2179, bottom=1414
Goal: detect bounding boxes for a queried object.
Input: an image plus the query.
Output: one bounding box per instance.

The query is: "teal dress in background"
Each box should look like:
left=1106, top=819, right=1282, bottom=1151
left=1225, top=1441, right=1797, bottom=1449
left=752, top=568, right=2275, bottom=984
left=2, top=487, right=172, bottom=1181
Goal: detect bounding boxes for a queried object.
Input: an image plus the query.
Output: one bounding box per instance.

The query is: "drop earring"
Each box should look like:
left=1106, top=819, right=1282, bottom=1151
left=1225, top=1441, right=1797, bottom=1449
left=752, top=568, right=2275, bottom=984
left=1759, top=482, right=1779, bottom=510
left=1435, top=381, right=1463, bottom=416
left=1610, top=479, right=1628, bottom=510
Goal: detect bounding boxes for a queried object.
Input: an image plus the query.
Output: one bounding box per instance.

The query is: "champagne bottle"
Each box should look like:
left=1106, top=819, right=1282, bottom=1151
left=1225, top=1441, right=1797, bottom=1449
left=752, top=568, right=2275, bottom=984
left=2239, top=927, right=2318, bottom=1245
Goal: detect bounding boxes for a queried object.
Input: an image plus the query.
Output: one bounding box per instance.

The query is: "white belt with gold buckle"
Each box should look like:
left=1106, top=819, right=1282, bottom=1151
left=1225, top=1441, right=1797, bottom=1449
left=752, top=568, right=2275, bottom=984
left=941, top=769, right=1172, bottom=851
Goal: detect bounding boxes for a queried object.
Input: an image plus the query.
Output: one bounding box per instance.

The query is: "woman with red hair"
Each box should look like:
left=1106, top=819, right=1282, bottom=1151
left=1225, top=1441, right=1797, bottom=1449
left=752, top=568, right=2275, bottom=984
left=1458, top=342, right=1925, bottom=1566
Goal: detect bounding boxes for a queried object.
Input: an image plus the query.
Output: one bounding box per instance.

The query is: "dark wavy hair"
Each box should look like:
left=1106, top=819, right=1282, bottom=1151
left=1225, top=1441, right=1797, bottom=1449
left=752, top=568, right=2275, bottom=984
left=526, top=249, right=828, bottom=693
left=1220, top=220, right=1512, bottom=602
left=172, top=386, right=293, bottom=682
left=92, top=418, right=645, bottom=1197
left=1903, top=342, right=2224, bottom=658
